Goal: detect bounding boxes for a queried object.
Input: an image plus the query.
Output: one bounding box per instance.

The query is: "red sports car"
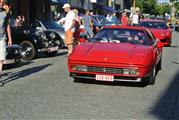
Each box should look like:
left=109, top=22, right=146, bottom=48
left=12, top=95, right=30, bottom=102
left=140, top=19, right=172, bottom=46
left=68, top=26, right=163, bottom=85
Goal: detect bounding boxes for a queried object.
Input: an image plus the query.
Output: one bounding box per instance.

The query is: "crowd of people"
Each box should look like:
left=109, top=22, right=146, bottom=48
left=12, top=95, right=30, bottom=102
left=58, top=3, right=144, bottom=56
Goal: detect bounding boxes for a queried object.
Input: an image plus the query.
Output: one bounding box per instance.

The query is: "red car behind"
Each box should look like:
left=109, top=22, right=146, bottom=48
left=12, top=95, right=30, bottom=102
left=140, top=19, right=172, bottom=46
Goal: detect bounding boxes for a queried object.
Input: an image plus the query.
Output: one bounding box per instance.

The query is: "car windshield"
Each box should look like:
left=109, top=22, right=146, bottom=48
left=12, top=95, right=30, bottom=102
left=105, top=19, right=121, bottom=26
left=140, top=21, right=168, bottom=29
left=92, top=16, right=106, bottom=26
left=41, top=21, right=63, bottom=29
left=91, top=28, right=148, bottom=45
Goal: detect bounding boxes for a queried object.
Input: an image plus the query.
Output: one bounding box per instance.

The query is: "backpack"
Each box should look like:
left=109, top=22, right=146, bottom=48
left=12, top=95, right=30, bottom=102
left=75, top=20, right=80, bottom=31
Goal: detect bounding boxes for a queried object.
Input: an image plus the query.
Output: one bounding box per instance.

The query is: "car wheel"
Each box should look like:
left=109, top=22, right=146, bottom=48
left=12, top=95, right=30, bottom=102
left=20, top=41, right=36, bottom=61
left=149, top=67, right=156, bottom=85
left=157, top=58, right=162, bottom=70
left=143, top=67, right=156, bottom=85
left=45, top=51, right=58, bottom=57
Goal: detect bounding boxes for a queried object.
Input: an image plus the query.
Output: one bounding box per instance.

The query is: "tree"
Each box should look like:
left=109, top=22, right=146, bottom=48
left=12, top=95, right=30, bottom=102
left=136, top=0, right=143, bottom=12
left=142, top=0, right=157, bottom=15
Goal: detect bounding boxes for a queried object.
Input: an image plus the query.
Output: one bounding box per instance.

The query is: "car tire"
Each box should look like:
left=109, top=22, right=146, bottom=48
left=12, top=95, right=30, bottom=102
left=158, top=58, right=162, bottom=70
left=143, top=67, right=156, bottom=85
left=20, top=41, right=36, bottom=61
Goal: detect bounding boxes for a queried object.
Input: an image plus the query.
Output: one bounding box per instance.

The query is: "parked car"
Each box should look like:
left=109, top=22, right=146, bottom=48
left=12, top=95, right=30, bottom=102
left=139, top=19, right=172, bottom=46
left=4, top=45, right=22, bottom=65
left=105, top=18, right=121, bottom=26
left=11, top=20, right=65, bottom=61
left=68, top=26, right=163, bottom=85
left=31, top=20, right=65, bottom=45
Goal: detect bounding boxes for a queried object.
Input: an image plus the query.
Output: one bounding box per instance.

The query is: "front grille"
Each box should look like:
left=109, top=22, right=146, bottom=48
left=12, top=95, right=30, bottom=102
left=161, top=39, right=167, bottom=42
left=87, top=66, right=123, bottom=74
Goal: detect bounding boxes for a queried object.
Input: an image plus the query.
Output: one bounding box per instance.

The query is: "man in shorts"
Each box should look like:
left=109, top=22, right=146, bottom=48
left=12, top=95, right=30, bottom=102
left=0, top=0, right=12, bottom=84
left=62, top=3, right=75, bottom=56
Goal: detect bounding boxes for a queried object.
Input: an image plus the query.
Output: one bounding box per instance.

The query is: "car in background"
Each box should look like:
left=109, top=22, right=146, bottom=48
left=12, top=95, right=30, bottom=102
left=105, top=18, right=121, bottom=26
left=31, top=20, right=66, bottom=47
left=91, top=15, right=106, bottom=34
left=68, top=26, right=163, bottom=85
left=11, top=20, right=65, bottom=61
left=140, top=19, right=172, bottom=46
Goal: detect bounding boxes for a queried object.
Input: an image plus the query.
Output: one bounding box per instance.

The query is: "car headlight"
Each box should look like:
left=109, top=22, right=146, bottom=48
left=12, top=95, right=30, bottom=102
left=49, top=32, right=56, bottom=39
left=41, top=33, right=47, bottom=40
left=71, top=65, right=87, bottom=72
left=123, top=68, right=139, bottom=75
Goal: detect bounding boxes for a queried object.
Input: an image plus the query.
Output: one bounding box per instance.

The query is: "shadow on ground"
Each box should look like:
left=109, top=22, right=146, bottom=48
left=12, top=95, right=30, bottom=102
left=3, top=61, right=33, bottom=70
left=149, top=70, right=179, bottom=119
left=0, top=64, right=52, bottom=86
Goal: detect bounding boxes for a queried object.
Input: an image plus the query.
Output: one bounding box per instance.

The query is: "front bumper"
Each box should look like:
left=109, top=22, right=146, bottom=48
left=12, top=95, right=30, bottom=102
left=37, top=46, right=59, bottom=53
left=70, top=73, right=142, bottom=82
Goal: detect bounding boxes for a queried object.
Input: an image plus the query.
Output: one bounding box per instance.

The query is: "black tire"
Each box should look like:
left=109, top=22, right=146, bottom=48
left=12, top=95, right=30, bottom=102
left=143, top=67, right=156, bottom=85
left=20, top=41, right=36, bottom=61
left=45, top=51, right=58, bottom=57
left=157, top=58, right=162, bottom=71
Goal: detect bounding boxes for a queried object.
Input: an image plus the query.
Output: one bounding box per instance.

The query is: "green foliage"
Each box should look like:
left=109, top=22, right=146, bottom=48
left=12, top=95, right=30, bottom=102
left=135, top=0, right=171, bottom=15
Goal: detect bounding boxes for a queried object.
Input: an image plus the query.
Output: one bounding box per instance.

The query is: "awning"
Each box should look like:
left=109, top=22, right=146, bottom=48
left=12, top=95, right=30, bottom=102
left=94, top=4, right=117, bottom=13
left=49, top=0, right=67, bottom=5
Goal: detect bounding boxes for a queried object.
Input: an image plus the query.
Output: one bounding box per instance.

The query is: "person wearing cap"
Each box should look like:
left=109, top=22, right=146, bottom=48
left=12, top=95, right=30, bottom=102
left=0, top=0, right=12, bottom=84
left=62, top=3, right=75, bottom=56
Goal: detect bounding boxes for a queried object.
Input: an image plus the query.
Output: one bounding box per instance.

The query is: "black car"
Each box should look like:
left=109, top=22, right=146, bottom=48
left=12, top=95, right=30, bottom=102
left=31, top=20, right=65, bottom=42
left=11, top=20, right=65, bottom=61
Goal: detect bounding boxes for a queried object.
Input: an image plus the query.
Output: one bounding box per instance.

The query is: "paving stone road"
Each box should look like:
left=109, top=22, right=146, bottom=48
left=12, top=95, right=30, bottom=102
left=0, top=32, right=179, bottom=120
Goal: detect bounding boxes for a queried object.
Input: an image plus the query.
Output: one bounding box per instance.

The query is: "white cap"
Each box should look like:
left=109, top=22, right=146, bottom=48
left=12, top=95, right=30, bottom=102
left=62, top=3, right=70, bottom=9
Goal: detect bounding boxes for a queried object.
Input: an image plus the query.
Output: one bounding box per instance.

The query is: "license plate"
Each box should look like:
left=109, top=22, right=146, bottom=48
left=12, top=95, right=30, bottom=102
left=96, top=74, right=114, bottom=82
left=49, top=46, right=58, bottom=52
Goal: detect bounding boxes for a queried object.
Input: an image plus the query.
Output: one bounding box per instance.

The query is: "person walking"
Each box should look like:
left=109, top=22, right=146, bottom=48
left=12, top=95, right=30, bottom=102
left=130, top=11, right=139, bottom=26
left=62, top=3, right=75, bottom=56
left=73, top=9, right=81, bottom=46
left=121, top=11, right=128, bottom=26
left=82, top=10, right=94, bottom=39
left=0, top=0, right=12, bottom=85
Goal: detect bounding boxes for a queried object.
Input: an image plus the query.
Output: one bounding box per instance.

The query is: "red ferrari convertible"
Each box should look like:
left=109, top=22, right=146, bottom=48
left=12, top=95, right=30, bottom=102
left=68, top=26, right=163, bottom=85
left=140, top=19, right=172, bottom=46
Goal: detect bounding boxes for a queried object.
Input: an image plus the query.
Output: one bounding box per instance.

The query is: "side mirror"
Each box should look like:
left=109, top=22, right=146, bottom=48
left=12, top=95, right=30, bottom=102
left=156, top=39, right=163, bottom=48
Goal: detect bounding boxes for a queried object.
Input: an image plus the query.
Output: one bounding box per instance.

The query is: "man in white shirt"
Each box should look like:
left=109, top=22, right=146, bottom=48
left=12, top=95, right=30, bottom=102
left=131, top=11, right=139, bottom=26
left=62, top=3, right=75, bottom=56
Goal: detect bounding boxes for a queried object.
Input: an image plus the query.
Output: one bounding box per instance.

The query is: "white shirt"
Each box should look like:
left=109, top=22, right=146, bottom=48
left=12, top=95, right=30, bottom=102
left=64, top=10, right=75, bottom=32
left=132, top=14, right=139, bottom=25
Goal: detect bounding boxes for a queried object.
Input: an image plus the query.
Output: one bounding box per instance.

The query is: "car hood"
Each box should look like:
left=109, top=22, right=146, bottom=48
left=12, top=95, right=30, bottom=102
left=70, top=43, right=152, bottom=65
left=50, top=29, right=65, bottom=40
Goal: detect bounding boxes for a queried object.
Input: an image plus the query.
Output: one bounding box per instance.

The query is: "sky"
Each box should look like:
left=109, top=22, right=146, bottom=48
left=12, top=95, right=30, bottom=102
left=158, top=0, right=169, bottom=3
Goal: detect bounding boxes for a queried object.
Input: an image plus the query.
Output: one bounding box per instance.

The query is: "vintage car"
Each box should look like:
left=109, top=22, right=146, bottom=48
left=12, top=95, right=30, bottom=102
left=31, top=20, right=65, bottom=45
left=68, top=26, right=163, bottom=85
left=140, top=19, right=172, bottom=46
left=4, top=45, right=22, bottom=65
left=11, top=20, right=65, bottom=61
